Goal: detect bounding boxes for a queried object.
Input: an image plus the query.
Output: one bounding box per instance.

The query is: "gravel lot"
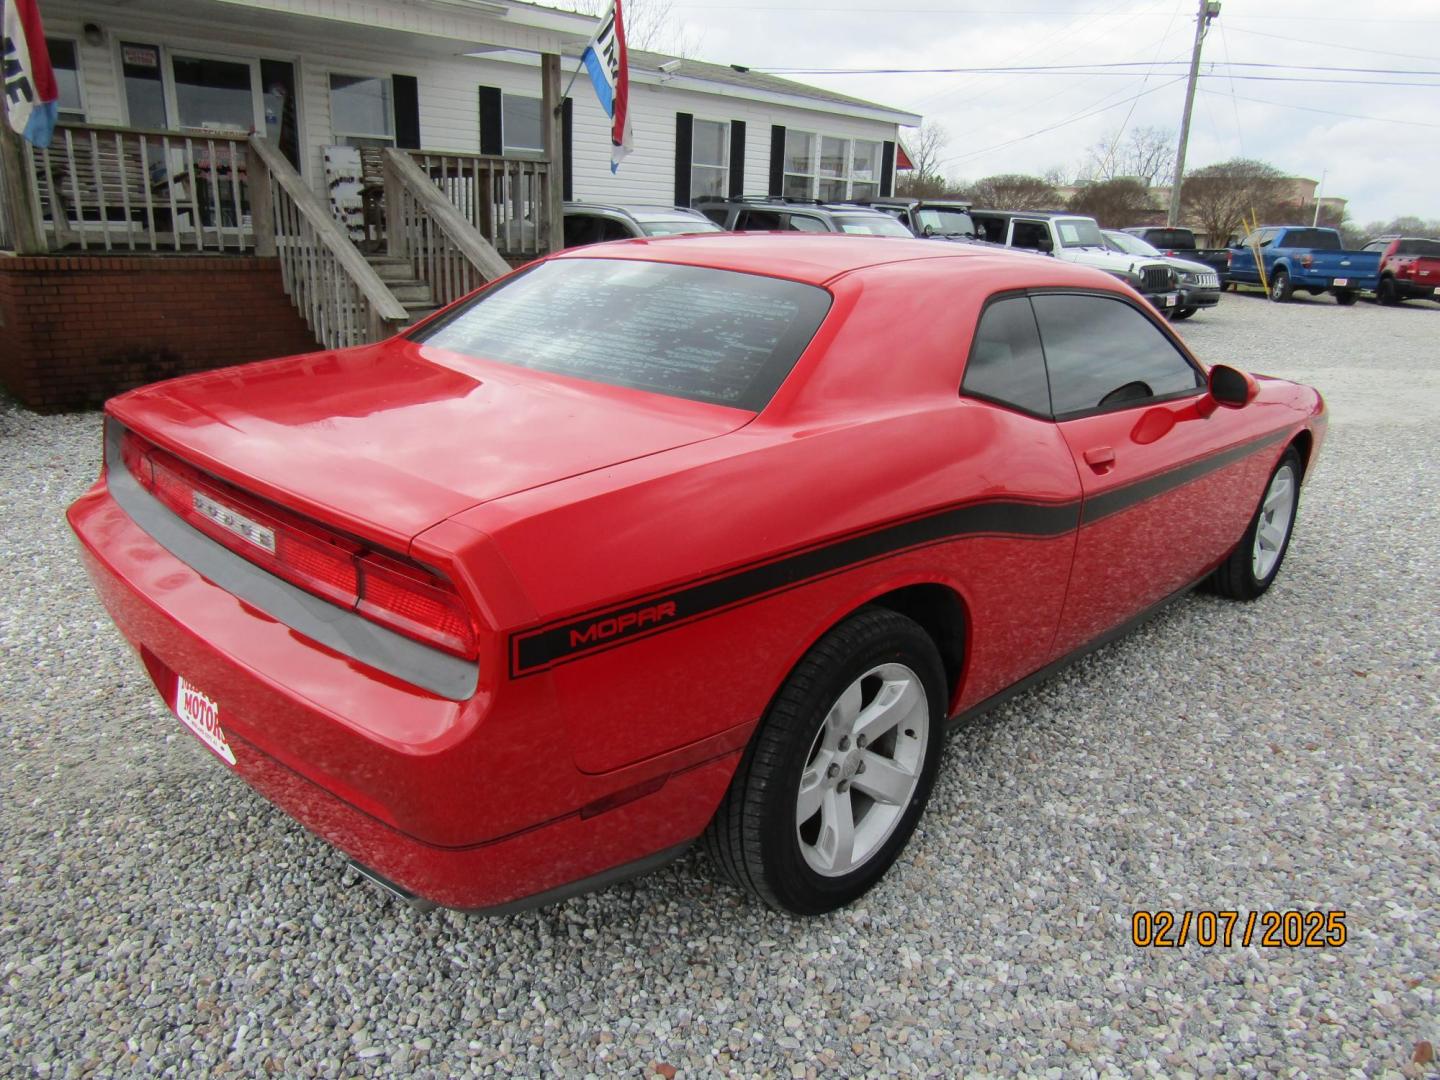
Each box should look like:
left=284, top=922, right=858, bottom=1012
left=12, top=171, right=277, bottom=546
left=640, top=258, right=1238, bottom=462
left=2, top=289, right=1437, bottom=1078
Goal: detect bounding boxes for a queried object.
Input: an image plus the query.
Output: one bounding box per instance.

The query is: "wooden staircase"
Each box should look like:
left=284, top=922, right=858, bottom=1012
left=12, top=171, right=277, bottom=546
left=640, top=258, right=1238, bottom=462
left=365, top=255, right=441, bottom=327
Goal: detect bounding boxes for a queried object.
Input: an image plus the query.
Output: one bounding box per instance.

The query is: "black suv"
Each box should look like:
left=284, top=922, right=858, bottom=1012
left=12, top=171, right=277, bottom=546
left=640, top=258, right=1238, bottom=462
left=859, top=197, right=980, bottom=240
left=693, top=197, right=914, bottom=237
left=563, top=202, right=723, bottom=248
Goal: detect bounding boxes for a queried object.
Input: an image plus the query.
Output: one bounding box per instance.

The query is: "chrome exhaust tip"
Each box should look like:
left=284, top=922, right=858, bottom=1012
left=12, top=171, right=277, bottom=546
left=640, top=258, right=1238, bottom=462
left=346, top=859, right=437, bottom=912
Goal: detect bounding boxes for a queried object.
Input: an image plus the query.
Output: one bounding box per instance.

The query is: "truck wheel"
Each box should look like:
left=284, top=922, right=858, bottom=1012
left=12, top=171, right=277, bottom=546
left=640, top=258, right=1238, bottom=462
left=1171, top=307, right=1196, bottom=321
left=1269, top=271, right=1293, bottom=303
left=1377, top=278, right=1401, bottom=306
left=703, top=608, right=946, bottom=915
left=1334, top=290, right=1358, bottom=306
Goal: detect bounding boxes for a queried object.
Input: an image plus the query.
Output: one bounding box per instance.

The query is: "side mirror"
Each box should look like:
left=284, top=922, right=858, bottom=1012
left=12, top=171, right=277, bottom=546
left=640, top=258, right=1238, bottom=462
left=1208, top=364, right=1259, bottom=409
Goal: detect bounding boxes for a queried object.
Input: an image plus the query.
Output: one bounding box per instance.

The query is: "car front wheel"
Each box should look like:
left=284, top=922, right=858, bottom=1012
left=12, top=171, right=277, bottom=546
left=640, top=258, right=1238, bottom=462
left=1207, top=447, right=1302, bottom=600
left=704, top=608, right=946, bottom=915
left=1171, top=306, right=1197, bottom=321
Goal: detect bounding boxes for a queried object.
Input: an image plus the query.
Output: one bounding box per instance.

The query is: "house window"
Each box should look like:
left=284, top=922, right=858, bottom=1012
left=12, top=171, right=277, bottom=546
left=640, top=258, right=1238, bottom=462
left=691, top=119, right=728, bottom=200
left=503, top=94, right=544, bottom=153
left=330, top=74, right=394, bottom=146
left=173, top=55, right=257, bottom=132
left=784, top=131, right=882, bottom=202
left=46, top=39, right=85, bottom=120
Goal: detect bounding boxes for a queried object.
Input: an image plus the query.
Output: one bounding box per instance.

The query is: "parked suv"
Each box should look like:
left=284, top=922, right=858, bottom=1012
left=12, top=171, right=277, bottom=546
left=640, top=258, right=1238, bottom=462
left=859, top=197, right=979, bottom=240
left=563, top=202, right=723, bottom=248
left=1103, top=229, right=1220, bottom=321
left=1121, top=225, right=1231, bottom=287
left=1363, top=235, right=1440, bottom=305
left=970, top=210, right=1180, bottom=312
left=694, top=197, right=914, bottom=237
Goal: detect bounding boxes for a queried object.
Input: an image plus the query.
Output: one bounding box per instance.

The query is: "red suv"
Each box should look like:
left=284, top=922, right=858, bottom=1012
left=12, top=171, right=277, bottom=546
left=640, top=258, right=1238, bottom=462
left=1365, top=236, right=1440, bottom=305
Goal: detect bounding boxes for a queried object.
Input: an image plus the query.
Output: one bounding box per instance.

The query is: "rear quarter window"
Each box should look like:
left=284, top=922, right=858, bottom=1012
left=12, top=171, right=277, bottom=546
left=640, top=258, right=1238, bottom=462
left=413, top=259, right=832, bottom=411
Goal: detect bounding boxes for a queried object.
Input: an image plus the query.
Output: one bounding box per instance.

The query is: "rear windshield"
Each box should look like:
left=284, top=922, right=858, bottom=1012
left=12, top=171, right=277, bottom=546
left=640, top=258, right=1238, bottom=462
left=1398, top=238, right=1440, bottom=257
left=1281, top=229, right=1341, bottom=250
left=832, top=214, right=914, bottom=237
left=413, top=259, right=831, bottom=411
left=1140, top=229, right=1195, bottom=249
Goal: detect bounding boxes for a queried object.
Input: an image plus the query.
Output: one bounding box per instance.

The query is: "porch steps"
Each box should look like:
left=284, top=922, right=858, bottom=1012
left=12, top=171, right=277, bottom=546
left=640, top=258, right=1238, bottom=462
left=365, top=255, right=438, bottom=328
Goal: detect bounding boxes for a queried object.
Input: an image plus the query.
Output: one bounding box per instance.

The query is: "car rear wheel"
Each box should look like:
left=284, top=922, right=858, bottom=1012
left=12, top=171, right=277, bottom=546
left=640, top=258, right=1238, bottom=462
left=1377, top=277, right=1401, bottom=306
left=1269, top=271, right=1293, bottom=303
left=1334, top=289, right=1358, bottom=306
left=703, top=608, right=946, bottom=915
left=1207, top=448, right=1302, bottom=600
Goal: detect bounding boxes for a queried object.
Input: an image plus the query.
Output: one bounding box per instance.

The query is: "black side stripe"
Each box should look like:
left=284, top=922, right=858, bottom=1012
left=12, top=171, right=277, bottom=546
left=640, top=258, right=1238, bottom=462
left=509, top=428, right=1292, bottom=677
left=1082, top=427, right=1289, bottom=524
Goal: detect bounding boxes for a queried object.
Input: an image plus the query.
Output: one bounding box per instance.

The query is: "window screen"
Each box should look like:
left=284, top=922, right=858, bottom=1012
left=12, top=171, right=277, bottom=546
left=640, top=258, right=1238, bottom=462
left=1032, top=294, right=1202, bottom=416
left=414, top=260, right=832, bottom=411
left=963, top=297, right=1051, bottom=416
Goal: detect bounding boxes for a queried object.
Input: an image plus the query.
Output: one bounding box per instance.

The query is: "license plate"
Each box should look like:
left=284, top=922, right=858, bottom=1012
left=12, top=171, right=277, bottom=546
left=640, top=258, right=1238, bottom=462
left=1333, top=278, right=1348, bottom=287
left=1165, top=293, right=1177, bottom=306
left=175, top=677, right=235, bottom=765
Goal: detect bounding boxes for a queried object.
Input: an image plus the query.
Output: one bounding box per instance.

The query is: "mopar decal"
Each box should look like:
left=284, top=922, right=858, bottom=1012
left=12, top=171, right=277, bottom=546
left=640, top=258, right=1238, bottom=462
left=570, top=601, right=678, bottom=647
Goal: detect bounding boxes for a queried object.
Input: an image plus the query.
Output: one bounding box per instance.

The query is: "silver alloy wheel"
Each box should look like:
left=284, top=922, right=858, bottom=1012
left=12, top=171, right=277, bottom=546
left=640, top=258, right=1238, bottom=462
left=1252, top=463, right=1297, bottom=580
left=796, top=662, right=929, bottom=877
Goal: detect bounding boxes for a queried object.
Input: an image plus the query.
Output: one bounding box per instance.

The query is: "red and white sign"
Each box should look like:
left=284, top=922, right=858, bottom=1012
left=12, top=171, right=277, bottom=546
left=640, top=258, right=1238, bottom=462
left=175, top=677, right=235, bottom=765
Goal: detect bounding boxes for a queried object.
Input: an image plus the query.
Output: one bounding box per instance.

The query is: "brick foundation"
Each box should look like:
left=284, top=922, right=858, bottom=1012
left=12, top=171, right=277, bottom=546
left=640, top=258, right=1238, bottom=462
left=0, top=255, right=322, bottom=413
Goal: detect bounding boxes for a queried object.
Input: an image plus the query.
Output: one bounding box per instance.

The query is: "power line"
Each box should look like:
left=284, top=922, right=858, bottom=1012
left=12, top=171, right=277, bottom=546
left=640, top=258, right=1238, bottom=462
left=1195, top=87, right=1440, bottom=129
left=1222, top=24, right=1440, bottom=64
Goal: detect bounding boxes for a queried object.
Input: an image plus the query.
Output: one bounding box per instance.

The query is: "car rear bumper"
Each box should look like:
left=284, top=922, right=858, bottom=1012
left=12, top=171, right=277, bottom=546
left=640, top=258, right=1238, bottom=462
left=1391, top=278, right=1440, bottom=299
left=67, top=480, right=737, bottom=910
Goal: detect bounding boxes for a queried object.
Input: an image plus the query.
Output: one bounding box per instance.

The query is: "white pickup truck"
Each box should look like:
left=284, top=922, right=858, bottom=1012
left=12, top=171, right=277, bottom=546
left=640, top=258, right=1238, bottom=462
left=970, top=210, right=1181, bottom=314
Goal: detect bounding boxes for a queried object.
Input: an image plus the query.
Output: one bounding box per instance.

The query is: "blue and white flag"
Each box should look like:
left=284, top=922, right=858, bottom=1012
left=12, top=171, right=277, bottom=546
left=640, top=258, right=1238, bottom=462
left=581, top=0, right=633, bottom=173
left=2, top=0, right=60, bottom=148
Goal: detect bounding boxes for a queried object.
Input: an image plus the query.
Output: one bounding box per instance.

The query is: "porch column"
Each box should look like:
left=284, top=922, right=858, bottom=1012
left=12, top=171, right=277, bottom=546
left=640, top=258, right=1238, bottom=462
left=0, top=122, right=46, bottom=254
left=541, top=52, right=565, bottom=255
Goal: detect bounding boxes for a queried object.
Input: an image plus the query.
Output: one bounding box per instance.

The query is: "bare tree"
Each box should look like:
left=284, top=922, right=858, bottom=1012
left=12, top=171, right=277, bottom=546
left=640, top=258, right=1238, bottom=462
left=958, top=174, right=1061, bottom=211
left=1180, top=159, right=1288, bottom=246
left=896, top=122, right=949, bottom=198
left=573, top=0, right=703, bottom=58
left=1067, top=178, right=1159, bottom=228
left=1083, top=125, right=1175, bottom=186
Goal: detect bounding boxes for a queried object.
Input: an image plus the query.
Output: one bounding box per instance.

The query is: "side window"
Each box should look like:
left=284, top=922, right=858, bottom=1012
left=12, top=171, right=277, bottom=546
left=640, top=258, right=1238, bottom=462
left=962, top=297, right=1052, bottom=417
left=563, top=215, right=598, bottom=248
left=1010, top=220, right=1052, bottom=252
left=598, top=218, right=635, bottom=242
left=737, top=210, right=783, bottom=230
left=786, top=214, right=828, bottom=233
left=1032, top=294, right=1203, bottom=416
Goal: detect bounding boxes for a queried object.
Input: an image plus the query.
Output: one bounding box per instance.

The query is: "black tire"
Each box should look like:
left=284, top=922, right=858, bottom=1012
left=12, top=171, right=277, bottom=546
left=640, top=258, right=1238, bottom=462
left=1269, top=271, right=1293, bottom=303
left=1334, top=289, right=1358, bottom=306
left=1207, top=447, right=1303, bottom=600
left=703, top=608, right=947, bottom=915
left=1171, top=306, right=1196, bottom=321
left=1377, top=277, right=1401, bottom=306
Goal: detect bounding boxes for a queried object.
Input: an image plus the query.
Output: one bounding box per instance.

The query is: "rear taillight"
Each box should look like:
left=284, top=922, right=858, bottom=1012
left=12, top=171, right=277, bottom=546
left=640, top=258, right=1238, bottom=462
left=1299, top=254, right=1314, bottom=269
left=120, top=430, right=478, bottom=659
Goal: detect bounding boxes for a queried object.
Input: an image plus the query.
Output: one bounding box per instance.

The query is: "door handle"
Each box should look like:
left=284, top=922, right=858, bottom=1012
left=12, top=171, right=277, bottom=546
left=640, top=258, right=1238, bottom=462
left=1083, top=446, right=1116, bottom=472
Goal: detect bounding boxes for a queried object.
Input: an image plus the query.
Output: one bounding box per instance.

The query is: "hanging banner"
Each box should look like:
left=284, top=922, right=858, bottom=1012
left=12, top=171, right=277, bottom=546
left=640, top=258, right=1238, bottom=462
left=2, top=0, right=60, bottom=148
left=581, top=0, right=634, bottom=173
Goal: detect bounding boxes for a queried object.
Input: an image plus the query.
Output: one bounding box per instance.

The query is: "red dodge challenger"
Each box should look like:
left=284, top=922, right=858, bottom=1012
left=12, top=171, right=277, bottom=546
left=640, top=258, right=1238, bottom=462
left=68, top=235, right=1326, bottom=916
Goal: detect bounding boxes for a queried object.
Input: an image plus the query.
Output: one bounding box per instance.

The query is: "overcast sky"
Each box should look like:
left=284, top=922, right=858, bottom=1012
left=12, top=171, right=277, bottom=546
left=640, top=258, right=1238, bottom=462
left=646, top=0, right=1440, bottom=225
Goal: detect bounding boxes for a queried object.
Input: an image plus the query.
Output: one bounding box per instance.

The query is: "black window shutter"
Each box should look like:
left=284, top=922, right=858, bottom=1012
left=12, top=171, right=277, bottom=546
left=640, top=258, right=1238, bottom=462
left=881, top=140, right=897, bottom=197
left=674, top=112, right=693, bottom=206
left=768, top=125, right=785, bottom=196
left=728, top=120, right=746, bottom=198
left=562, top=97, right=574, bottom=201
left=392, top=75, right=420, bottom=149
left=478, top=86, right=503, bottom=155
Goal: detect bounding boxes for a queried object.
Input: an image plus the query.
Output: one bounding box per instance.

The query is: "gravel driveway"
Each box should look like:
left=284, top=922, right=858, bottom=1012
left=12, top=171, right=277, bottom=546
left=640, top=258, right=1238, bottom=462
left=2, top=290, right=1437, bottom=1078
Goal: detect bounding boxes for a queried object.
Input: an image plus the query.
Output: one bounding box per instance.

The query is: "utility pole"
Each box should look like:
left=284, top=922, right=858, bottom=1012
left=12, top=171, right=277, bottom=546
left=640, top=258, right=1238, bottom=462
left=1167, top=0, right=1221, bottom=227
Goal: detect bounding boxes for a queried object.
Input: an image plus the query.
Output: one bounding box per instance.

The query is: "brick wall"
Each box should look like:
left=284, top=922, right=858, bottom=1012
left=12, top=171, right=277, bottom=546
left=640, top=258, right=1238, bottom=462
left=0, top=256, right=322, bottom=413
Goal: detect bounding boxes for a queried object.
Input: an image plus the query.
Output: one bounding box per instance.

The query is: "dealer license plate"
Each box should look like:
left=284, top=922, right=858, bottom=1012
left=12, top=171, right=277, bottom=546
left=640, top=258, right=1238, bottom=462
left=1333, top=278, right=1349, bottom=287
left=1165, top=292, right=1177, bottom=307
left=175, top=677, right=235, bottom=765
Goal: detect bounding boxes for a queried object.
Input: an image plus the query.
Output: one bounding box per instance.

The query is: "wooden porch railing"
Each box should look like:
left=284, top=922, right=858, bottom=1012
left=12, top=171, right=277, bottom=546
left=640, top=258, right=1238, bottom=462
left=406, top=150, right=552, bottom=261
left=25, top=122, right=255, bottom=253
left=249, top=138, right=408, bottom=349
left=382, top=148, right=510, bottom=310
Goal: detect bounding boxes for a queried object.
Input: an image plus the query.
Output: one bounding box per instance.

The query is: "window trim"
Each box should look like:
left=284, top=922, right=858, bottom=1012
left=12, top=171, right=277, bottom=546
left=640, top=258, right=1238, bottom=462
left=689, top=116, right=730, bottom=202
left=960, top=287, right=1208, bottom=422
left=329, top=70, right=396, bottom=145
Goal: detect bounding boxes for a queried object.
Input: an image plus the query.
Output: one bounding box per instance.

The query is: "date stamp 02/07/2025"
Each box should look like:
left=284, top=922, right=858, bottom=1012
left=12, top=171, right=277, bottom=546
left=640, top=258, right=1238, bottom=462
left=1132, top=910, right=1347, bottom=948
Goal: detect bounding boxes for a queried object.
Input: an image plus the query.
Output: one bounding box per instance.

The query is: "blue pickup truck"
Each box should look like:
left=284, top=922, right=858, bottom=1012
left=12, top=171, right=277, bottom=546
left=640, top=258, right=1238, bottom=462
left=1228, top=226, right=1380, bottom=305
